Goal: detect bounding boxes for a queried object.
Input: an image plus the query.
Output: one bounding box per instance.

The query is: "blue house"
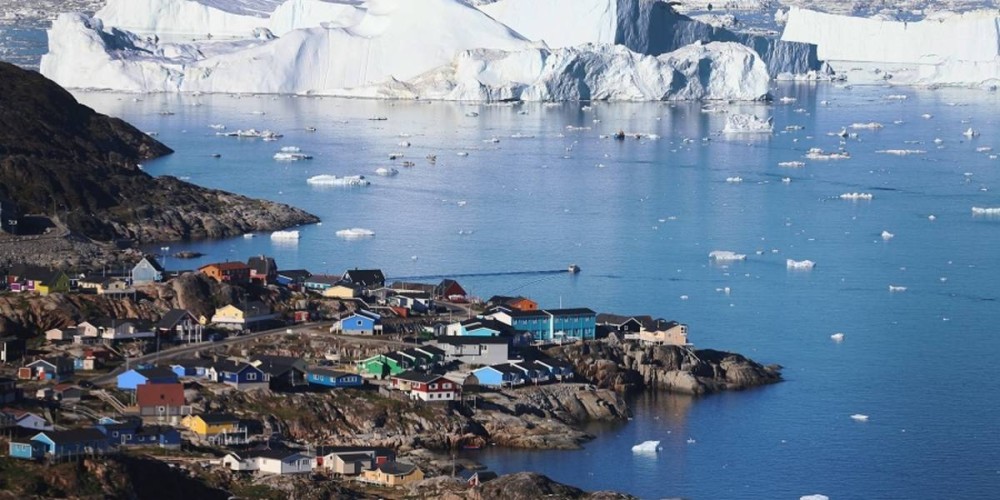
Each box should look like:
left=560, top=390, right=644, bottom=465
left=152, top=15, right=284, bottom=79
left=490, top=307, right=597, bottom=342
left=510, top=360, right=554, bottom=384
left=472, top=364, right=525, bottom=388
left=117, top=367, right=179, bottom=390
left=536, top=358, right=575, bottom=381
left=131, top=256, right=165, bottom=285
left=333, top=310, right=382, bottom=335
left=95, top=418, right=181, bottom=448
left=306, top=368, right=365, bottom=388
left=303, top=274, right=341, bottom=292
left=208, top=360, right=268, bottom=390
left=169, top=358, right=213, bottom=378
left=11, top=429, right=111, bottom=461
left=21, top=357, right=74, bottom=382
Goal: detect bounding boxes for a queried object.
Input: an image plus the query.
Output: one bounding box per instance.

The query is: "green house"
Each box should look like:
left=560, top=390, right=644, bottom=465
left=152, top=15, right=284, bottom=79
left=358, top=353, right=408, bottom=379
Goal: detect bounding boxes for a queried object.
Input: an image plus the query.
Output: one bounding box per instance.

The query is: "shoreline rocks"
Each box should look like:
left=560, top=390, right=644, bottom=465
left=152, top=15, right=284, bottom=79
left=547, top=339, right=782, bottom=395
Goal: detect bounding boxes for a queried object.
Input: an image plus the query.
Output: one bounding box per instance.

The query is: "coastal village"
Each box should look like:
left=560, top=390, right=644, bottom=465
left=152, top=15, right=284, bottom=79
left=0, top=251, right=703, bottom=497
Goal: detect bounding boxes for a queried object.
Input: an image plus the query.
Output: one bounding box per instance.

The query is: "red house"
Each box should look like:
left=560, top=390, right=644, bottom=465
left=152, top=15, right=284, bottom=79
left=136, top=382, right=186, bottom=418
left=435, top=279, right=467, bottom=302
left=390, top=371, right=460, bottom=402
left=198, top=262, right=251, bottom=285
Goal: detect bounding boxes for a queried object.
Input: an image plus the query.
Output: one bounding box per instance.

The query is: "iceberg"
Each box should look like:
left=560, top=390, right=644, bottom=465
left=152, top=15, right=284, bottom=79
left=850, top=414, right=869, bottom=422
left=801, top=496, right=830, bottom=500
left=723, top=114, right=773, bottom=134
left=273, top=152, right=312, bottom=161
left=336, top=227, right=375, bottom=239
left=889, top=285, right=907, bottom=292
left=270, top=230, right=300, bottom=240
left=805, top=148, right=850, bottom=160
left=840, top=192, right=874, bottom=201
left=375, top=167, right=399, bottom=177
left=850, top=122, right=883, bottom=129
left=306, top=174, right=371, bottom=186
left=972, top=207, right=1000, bottom=215
left=830, top=333, right=844, bottom=342
left=881, top=230, right=894, bottom=240
left=631, top=440, right=661, bottom=453
left=41, top=5, right=770, bottom=101
left=709, top=250, right=746, bottom=261
left=778, top=161, right=805, bottom=168
left=786, top=259, right=815, bottom=270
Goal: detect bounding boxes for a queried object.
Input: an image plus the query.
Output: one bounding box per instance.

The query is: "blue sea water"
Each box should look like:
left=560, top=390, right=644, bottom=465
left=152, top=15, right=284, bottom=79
left=68, top=84, right=1000, bottom=499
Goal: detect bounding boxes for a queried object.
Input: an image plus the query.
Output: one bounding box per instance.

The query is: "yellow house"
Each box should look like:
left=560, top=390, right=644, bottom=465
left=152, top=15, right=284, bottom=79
left=637, top=321, right=690, bottom=346
left=181, top=413, right=240, bottom=437
left=323, top=284, right=360, bottom=299
left=361, top=462, right=424, bottom=487
left=211, top=305, right=245, bottom=324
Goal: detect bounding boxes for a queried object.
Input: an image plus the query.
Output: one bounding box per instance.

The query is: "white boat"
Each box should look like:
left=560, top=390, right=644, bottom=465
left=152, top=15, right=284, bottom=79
left=568, top=264, right=581, bottom=274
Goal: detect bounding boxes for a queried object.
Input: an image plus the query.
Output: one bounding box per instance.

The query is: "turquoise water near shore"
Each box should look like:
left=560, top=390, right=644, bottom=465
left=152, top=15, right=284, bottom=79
left=70, top=84, right=1000, bottom=499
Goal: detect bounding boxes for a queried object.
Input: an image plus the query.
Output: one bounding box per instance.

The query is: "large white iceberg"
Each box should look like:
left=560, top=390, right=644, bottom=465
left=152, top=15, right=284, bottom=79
left=723, top=114, right=773, bottom=134
left=631, top=440, right=661, bottom=453
left=41, top=11, right=770, bottom=101
left=782, top=7, right=1000, bottom=86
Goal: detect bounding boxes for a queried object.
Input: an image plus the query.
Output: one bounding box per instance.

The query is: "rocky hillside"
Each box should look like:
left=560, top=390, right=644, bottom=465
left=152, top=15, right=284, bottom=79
left=548, top=338, right=782, bottom=395
left=0, top=62, right=318, bottom=242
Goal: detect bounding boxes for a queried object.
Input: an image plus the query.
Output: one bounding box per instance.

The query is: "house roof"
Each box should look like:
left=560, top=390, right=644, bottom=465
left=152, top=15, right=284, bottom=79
left=434, top=336, right=510, bottom=346
left=400, top=348, right=431, bottom=361
left=496, top=308, right=549, bottom=318
left=27, top=357, right=73, bottom=371
left=137, top=382, right=185, bottom=407
left=157, top=309, right=196, bottom=330
left=316, top=445, right=392, bottom=457
left=344, top=310, right=380, bottom=322
left=246, top=255, right=277, bottom=275
left=377, top=461, right=417, bottom=476
left=9, top=264, right=64, bottom=284
left=211, top=359, right=260, bottom=375
left=481, top=364, right=523, bottom=376
left=535, top=357, right=573, bottom=370
left=239, top=448, right=310, bottom=461
left=136, top=256, right=165, bottom=273
left=169, top=357, right=213, bottom=369
left=486, top=295, right=534, bottom=306
left=335, top=452, right=373, bottom=463
left=199, top=262, right=250, bottom=272
left=595, top=313, right=641, bottom=327
left=543, top=308, right=596, bottom=316
left=394, top=290, right=431, bottom=300
left=416, top=345, right=445, bottom=357
left=511, top=360, right=548, bottom=372
left=392, top=370, right=446, bottom=384
left=637, top=317, right=681, bottom=331
left=37, top=428, right=107, bottom=444
left=198, top=413, right=240, bottom=424
left=307, top=368, right=353, bottom=379
left=253, top=355, right=306, bottom=377
left=390, top=281, right=436, bottom=293
left=342, top=269, right=385, bottom=286
left=136, top=367, right=179, bottom=380
left=305, top=274, right=342, bottom=285
left=277, top=269, right=312, bottom=281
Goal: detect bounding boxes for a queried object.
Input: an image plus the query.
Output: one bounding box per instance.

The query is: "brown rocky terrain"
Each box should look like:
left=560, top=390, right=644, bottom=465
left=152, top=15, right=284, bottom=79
left=547, top=337, right=782, bottom=395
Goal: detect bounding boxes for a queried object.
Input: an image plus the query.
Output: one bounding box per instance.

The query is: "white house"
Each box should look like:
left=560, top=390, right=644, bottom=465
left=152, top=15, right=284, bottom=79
left=222, top=449, right=314, bottom=475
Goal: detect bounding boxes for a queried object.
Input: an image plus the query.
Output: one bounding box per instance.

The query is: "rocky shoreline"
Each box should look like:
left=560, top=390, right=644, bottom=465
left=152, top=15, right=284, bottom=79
left=547, top=337, right=782, bottom=395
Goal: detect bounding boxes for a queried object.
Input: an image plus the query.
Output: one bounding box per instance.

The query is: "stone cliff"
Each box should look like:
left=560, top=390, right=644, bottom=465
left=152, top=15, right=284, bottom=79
left=548, top=338, right=782, bottom=395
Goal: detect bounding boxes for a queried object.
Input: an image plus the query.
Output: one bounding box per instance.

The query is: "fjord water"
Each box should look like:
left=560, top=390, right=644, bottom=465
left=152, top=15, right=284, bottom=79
left=74, top=85, right=1000, bottom=499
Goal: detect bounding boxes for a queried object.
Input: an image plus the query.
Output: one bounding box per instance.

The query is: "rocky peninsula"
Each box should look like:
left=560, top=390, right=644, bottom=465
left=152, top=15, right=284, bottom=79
left=0, top=62, right=318, bottom=267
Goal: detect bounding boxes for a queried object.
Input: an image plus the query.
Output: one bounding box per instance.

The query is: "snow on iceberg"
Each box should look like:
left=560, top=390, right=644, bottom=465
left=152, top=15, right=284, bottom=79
left=805, top=148, right=850, bottom=160
left=840, top=192, right=873, bottom=201
left=306, top=174, right=371, bottom=186
left=375, top=167, right=399, bottom=176
left=786, top=259, right=815, bottom=270
left=274, top=152, right=312, bottom=161
left=972, top=207, right=1000, bottom=215
left=709, top=250, right=747, bottom=261
left=42, top=7, right=770, bottom=101
left=850, top=414, right=869, bottom=422
left=801, top=495, right=830, bottom=500
left=631, top=440, right=661, bottom=453
left=723, top=114, right=773, bottom=134
left=830, top=333, right=844, bottom=342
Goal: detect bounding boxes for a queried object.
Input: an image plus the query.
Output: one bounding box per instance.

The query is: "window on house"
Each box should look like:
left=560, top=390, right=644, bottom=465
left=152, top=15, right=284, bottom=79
left=247, top=373, right=257, bottom=381
left=356, top=320, right=364, bottom=327
left=429, top=383, right=437, bottom=389
left=443, top=383, right=451, bottom=389
left=158, top=406, right=165, bottom=413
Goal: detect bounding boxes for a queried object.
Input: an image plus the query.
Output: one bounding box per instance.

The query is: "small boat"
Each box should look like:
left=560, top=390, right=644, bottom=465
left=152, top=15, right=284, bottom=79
left=613, top=130, right=626, bottom=141
left=568, top=264, right=581, bottom=274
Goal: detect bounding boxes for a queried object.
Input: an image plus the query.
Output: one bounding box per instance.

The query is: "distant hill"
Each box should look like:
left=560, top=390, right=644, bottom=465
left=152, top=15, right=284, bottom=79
left=0, top=62, right=318, bottom=242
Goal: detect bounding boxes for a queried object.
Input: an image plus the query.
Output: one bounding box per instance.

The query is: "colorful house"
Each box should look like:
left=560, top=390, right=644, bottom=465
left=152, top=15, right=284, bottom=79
left=435, top=279, right=467, bottom=301
left=535, top=358, right=574, bottom=380
left=2, top=409, right=51, bottom=431
left=390, top=371, right=461, bottom=402
left=247, top=255, right=278, bottom=284
left=315, top=446, right=395, bottom=475
left=305, top=368, right=364, bottom=388
left=198, top=262, right=251, bottom=285
left=117, top=367, right=179, bottom=390
left=433, top=336, right=511, bottom=366
left=276, top=269, right=311, bottom=288
left=489, top=307, right=596, bottom=343
left=131, top=256, right=165, bottom=285
left=6, top=265, right=70, bottom=295
left=96, top=417, right=181, bottom=448
left=332, top=310, right=382, bottom=335
left=472, top=364, right=525, bottom=388
left=251, top=355, right=307, bottom=391
left=360, top=462, right=424, bottom=487
left=322, top=283, right=361, bottom=299
left=509, top=360, right=554, bottom=384
left=486, top=295, right=538, bottom=311
left=11, top=429, right=110, bottom=460
left=156, top=309, right=203, bottom=343
left=181, top=413, right=242, bottom=439
left=302, top=274, right=341, bottom=292
left=357, top=353, right=408, bottom=379
left=168, top=358, right=213, bottom=378
left=136, top=382, right=187, bottom=419
left=19, top=357, right=74, bottom=382
left=208, top=360, right=268, bottom=390
left=223, top=449, right=314, bottom=475
left=210, top=302, right=277, bottom=330
left=341, top=268, right=385, bottom=290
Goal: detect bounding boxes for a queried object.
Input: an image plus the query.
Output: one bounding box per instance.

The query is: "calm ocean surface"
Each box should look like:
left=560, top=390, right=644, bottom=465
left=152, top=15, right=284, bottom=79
left=66, top=84, right=1000, bottom=499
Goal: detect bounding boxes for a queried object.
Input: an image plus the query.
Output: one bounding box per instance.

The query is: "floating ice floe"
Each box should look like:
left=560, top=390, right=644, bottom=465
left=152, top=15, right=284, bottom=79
left=850, top=414, right=869, bottom=422
left=209, top=123, right=226, bottom=130
left=335, top=228, right=375, bottom=239
left=963, top=127, right=980, bottom=138
left=800, top=495, right=830, bottom=500
left=398, top=141, right=411, bottom=147
left=273, top=152, right=312, bottom=161
left=972, top=206, right=1000, bottom=215
left=306, top=175, right=371, bottom=187
left=805, top=148, right=850, bottom=160
left=831, top=332, right=845, bottom=342
left=787, top=259, right=815, bottom=269
left=375, top=167, right=399, bottom=177
left=243, top=233, right=254, bottom=239
left=631, top=440, right=661, bottom=453
left=976, top=146, right=992, bottom=152
left=781, top=177, right=791, bottom=183
left=457, top=152, right=469, bottom=157
left=840, top=192, right=873, bottom=201
left=217, top=128, right=282, bottom=139
left=889, top=285, right=907, bottom=292
left=723, top=113, right=773, bottom=134
left=778, top=96, right=797, bottom=103
left=709, top=250, right=747, bottom=261
left=280, top=146, right=301, bottom=153
left=270, top=230, right=299, bottom=240
left=850, top=122, right=883, bottom=129
left=725, top=176, right=743, bottom=183
left=778, top=161, right=805, bottom=168
left=876, top=149, right=925, bottom=155
left=881, top=230, right=894, bottom=240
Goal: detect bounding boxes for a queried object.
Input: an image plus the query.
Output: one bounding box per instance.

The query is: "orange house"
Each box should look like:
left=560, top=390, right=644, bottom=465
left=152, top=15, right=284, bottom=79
left=198, top=262, right=251, bottom=285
